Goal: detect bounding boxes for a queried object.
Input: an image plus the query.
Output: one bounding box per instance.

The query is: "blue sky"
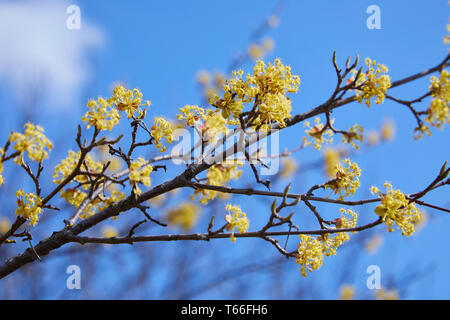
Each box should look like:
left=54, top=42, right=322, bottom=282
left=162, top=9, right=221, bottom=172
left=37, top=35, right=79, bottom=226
left=0, top=0, right=449, bottom=299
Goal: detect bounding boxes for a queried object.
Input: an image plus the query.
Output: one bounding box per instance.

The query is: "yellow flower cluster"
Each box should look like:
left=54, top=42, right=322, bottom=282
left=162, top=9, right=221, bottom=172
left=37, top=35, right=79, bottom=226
left=342, top=124, right=364, bottom=149
left=202, top=110, right=229, bottom=143
left=129, top=157, right=153, bottom=195
left=82, top=97, right=120, bottom=131
left=325, top=159, right=361, bottom=200
left=151, top=117, right=174, bottom=152
left=375, top=288, right=399, bottom=300
left=165, top=202, right=200, bottom=231
left=109, top=85, right=151, bottom=119
left=280, top=157, right=298, bottom=178
left=323, top=148, right=341, bottom=178
left=82, top=85, right=151, bottom=131
left=371, top=182, right=421, bottom=236
left=9, top=123, right=53, bottom=164
left=53, top=151, right=103, bottom=186
left=303, top=117, right=333, bottom=149
left=296, top=209, right=358, bottom=276
left=196, top=71, right=226, bottom=103
left=0, top=217, right=10, bottom=235
left=102, top=226, right=119, bottom=238
left=177, top=105, right=206, bottom=126
left=248, top=37, right=275, bottom=60
left=352, top=58, right=391, bottom=108
left=426, top=70, right=450, bottom=129
left=225, top=204, right=249, bottom=242
left=15, top=190, right=42, bottom=226
left=210, top=58, right=300, bottom=128
left=192, top=161, right=243, bottom=204
left=339, top=284, right=356, bottom=300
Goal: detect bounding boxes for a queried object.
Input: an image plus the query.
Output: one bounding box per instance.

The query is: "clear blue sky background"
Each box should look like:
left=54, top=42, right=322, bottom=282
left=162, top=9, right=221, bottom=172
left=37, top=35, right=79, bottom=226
left=0, top=0, right=449, bottom=299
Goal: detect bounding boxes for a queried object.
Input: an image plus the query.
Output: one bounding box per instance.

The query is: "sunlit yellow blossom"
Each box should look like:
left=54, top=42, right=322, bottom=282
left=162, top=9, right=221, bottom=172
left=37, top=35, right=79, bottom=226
left=151, top=117, right=174, bottom=152
left=177, top=105, right=206, bottom=126
left=202, top=110, right=229, bottom=143
left=0, top=217, right=10, bottom=235
left=366, top=130, right=380, bottom=146
left=15, top=190, right=42, bottom=226
left=129, top=157, right=153, bottom=195
left=82, top=97, right=120, bottom=131
left=325, top=159, right=361, bottom=200
left=102, top=226, right=118, bottom=238
left=425, top=70, right=450, bottom=129
left=444, top=23, right=450, bottom=44
left=380, top=118, right=396, bottom=141
left=280, top=157, right=298, bottom=178
left=323, top=148, right=341, bottom=178
left=248, top=38, right=274, bottom=60
left=371, top=182, right=421, bottom=236
left=192, top=161, right=242, bottom=204
left=365, top=233, right=384, bottom=254
left=342, top=124, right=364, bottom=149
left=53, top=151, right=103, bottom=189
left=166, top=202, right=200, bottom=231
left=321, top=209, right=358, bottom=257
left=196, top=70, right=210, bottom=86
left=9, top=123, right=53, bottom=164
left=303, top=117, right=334, bottom=150
left=296, top=235, right=324, bottom=276
left=108, top=85, right=151, bottom=119
left=351, top=58, right=391, bottom=107
left=375, top=288, right=399, bottom=300
left=225, top=204, right=249, bottom=242
left=339, top=284, right=355, bottom=300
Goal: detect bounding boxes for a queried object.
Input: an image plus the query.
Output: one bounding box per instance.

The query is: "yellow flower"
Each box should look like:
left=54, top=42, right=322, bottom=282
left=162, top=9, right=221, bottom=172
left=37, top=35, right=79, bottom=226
left=166, top=202, right=200, bottom=231
left=15, top=190, right=42, bottom=226
left=192, top=161, right=242, bottom=204
left=380, top=118, right=396, bottom=141
left=129, top=157, right=153, bottom=195
left=425, top=70, right=450, bottom=130
left=177, top=105, right=206, bottom=126
left=0, top=217, right=10, bottom=235
left=296, top=235, right=324, bottom=276
left=371, top=182, right=421, bottom=236
left=351, top=58, right=391, bottom=107
left=342, top=124, right=364, bottom=149
left=81, top=97, right=120, bottom=131
left=9, top=123, right=53, bottom=164
left=375, top=288, right=399, bottom=300
left=323, top=148, right=341, bottom=178
left=280, top=157, right=298, bottom=178
left=102, top=226, right=118, bottom=238
left=303, top=117, right=333, bottom=149
left=225, top=204, right=249, bottom=242
left=151, top=117, right=174, bottom=152
left=366, top=130, right=380, bottom=146
left=325, top=159, right=361, bottom=200
left=339, top=284, right=355, bottom=300
left=109, top=85, right=151, bottom=119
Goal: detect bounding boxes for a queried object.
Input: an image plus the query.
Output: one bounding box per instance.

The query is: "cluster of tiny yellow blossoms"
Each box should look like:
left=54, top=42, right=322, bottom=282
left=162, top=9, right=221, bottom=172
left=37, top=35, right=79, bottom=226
left=375, top=288, right=399, bottom=300
left=202, top=110, right=229, bottom=143
left=371, top=182, right=421, bottom=236
left=225, top=204, right=249, bottom=242
left=342, top=124, right=364, bottom=149
left=109, top=85, right=151, bottom=119
left=82, top=97, right=120, bottom=131
left=210, top=58, right=300, bottom=129
left=53, top=151, right=103, bottom=187
left=192, top=161, right=243, bottom=204
left=351, top=58, right=391, bottom=108
left=426, top=70, right=450, bottom=129
left=165, top=202, right=200, bottom=231
left=296, top=209, right=358, bottom=276
left=151, top=117, right=174, bottom=152
left=303, top=117, right=334, bottom=149
left=129, top=157, right=153, bottom=195
left=15, top=190, right=43, bottom=226
left=9, top=123, right=53, bottom=164
left=323, top=148, right=341, bottom=178
left=279, top=157, right=298, bottom=178
left=82, top=85, right=151, bottom=131
left=0, top=217, right=10, bottom=235
left=101, top=226, right=118, bottom=238
left=339, top=284, right=356, bottom=300
left=177, top=105, right=206, bottom=126
left=248, top=37, right=275, bottom=60
left=325, top=159, right=361, bottom=200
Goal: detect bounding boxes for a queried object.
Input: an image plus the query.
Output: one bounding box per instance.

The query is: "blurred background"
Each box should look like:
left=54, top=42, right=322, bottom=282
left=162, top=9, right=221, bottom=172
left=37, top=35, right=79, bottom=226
left=0, top=0, right=449, bottom=299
